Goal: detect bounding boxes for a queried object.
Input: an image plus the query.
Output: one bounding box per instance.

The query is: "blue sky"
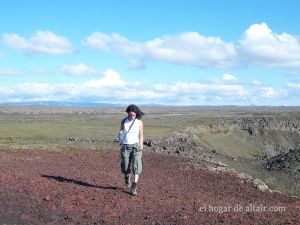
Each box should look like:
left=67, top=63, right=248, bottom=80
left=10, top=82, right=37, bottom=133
left=1, top=0, right=300, bottom=105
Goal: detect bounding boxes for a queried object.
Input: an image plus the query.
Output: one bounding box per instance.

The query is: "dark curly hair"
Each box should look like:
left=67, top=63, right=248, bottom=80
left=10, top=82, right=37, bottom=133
left=125, top=104, right=145, bottom=119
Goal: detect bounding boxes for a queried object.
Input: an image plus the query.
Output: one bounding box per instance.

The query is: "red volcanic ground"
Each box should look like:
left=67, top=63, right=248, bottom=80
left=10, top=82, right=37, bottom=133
left=0, top=149, right=299, bottom=225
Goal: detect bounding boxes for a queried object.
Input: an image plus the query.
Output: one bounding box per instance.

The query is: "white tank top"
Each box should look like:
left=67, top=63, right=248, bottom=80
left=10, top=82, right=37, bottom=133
left=123, top=118, right=140, bottom=144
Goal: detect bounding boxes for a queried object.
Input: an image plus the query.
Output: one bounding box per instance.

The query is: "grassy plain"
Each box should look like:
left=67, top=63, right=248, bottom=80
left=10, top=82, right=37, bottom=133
left=0, top=106, right=188, bottom=151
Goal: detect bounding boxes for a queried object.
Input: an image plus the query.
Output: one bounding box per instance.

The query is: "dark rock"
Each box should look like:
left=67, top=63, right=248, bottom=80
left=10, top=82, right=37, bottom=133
left=264, top=149, right=300, bottom=177
left=144, top=139, right=153, bottom=147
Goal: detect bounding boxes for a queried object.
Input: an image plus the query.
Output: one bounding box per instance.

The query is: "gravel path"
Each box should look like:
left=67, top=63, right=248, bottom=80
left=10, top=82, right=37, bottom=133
left=0, top=149, right=299, bottom=225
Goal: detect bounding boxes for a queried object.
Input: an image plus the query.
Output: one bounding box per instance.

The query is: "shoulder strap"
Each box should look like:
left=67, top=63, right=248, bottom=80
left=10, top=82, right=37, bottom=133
left=124, top=118, right=136, bottom=134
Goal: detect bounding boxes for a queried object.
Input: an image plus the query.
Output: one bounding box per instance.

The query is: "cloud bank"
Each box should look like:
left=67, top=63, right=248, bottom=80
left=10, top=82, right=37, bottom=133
left=83, top=23, right=300, bottom=69
left=2, top=23, right=299, bottom=68
left=0, top=69, right=295, bottom=105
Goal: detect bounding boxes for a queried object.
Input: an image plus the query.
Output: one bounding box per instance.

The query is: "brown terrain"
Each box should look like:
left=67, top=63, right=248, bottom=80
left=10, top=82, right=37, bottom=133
left=1, top=148, right=299, bottom=225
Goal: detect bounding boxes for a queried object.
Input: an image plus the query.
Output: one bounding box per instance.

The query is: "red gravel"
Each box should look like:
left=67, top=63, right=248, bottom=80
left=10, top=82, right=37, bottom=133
left=0, top=149, right=299, bottom=225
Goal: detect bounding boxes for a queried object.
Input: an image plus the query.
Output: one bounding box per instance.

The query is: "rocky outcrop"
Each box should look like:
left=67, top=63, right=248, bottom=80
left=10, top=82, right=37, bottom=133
left=143, top=132, right=232, bottom=172
left=190, top=116, right=300, bottom=157
left=199, top=117, right=300, bottom=134
left=145, top=132, right=197, bottom=155
left=264, top=149, right=300, bottom=177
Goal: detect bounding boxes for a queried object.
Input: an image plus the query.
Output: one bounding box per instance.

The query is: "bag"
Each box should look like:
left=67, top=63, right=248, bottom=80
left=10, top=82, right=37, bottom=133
left=114, top=130, right=126, bottom=144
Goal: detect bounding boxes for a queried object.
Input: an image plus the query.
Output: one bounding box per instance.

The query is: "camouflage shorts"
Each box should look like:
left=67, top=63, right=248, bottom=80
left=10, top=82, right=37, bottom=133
left=120, top=143, right=143, bottom=175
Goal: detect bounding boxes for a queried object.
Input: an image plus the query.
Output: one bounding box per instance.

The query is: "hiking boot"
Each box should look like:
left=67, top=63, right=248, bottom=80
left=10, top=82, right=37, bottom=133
left=124, top=174, right=131, bottom=188
left=130, top=182, right=137, bottom=196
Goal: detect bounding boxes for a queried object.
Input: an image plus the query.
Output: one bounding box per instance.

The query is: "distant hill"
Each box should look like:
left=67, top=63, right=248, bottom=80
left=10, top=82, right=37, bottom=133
left=1, top=101, right=300, bottom=110
left=0, top=101, right=126, bottom=108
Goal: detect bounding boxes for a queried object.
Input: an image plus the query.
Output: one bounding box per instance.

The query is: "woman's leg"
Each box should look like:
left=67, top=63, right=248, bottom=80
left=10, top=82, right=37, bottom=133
left=121, top=145, right=132, bottom=187
left=131, top=145, right=142, bottom=196
left=134, top=174, right=139, bottom=183
left=132, top=146, right=142, bottom=178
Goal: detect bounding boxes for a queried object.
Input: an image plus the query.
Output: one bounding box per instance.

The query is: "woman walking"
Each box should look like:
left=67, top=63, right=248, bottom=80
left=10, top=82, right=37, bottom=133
left=119, top=104, right=144, bottom=196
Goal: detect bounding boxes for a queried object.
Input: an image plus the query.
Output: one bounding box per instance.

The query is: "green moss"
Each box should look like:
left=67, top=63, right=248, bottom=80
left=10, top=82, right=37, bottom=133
left=250, top=151, right=267, bottom=160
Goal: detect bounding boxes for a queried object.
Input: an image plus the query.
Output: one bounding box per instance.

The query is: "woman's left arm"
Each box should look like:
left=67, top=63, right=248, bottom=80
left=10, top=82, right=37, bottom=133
left=139, top=120, right=144, bottom=150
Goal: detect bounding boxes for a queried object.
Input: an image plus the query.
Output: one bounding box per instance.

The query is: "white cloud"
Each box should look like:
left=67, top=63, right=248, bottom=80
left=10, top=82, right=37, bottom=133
left=222, top=73, right=237, bottom=81
left=260, top=87, right=277, bottom=98
left=0, top=68, right=20, bottom=76
left=259, top=86, right=288, bottom=99
left=60, top=63, right=97, bottom=75
left=83, top=32, right=143, bottom=55
left=286, top=82, right=300, bottom=103
left=287, top=82, right=300, bottom=90
left=83, top=32, right=111, bottom=51
left=240, top=23, right=300, bottom=67
left=154, top=82, right=248, bottom=101
left=84, top=32, right=238, bottom=69
left=2, top=30, right=74, bottom=55
left=145, top=33, right=237, bottom=68
left=84, top=23, right=300, bottom=69
left=83, top=68, right=126, bottom=89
